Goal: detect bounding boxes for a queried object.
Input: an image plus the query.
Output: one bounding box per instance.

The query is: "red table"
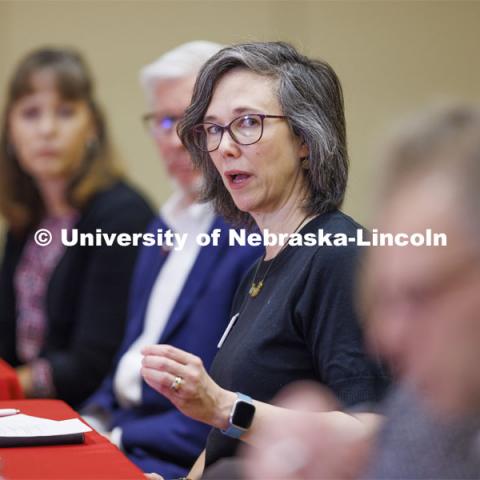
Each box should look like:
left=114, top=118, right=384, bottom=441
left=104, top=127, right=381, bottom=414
left=0, top=360, right=23, bottom=400
left=0, top=399, right=144, bottom=479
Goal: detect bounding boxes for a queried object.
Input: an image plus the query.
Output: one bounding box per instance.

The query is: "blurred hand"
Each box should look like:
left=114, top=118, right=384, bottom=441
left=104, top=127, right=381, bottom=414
left=145, top=473, right=164, bottom=480
left=243, top=382, right=375, bottom=479
left=141, top=345, right=234, bottom=429
left=15, top=365, right=33, bottom=396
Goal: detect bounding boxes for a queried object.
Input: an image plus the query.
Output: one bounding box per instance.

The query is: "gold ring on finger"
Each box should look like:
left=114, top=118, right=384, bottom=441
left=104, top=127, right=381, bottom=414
left=170, top=375, right=184, bottom=392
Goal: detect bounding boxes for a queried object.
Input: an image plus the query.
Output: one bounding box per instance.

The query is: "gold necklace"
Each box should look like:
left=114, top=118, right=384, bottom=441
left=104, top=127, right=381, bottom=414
left=248, top=214, right=311, bottom=298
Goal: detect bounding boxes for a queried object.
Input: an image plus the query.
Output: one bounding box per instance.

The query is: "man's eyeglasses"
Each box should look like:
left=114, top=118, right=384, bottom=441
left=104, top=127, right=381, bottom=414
left=192, top=113, right=288, bottom=153
left=142, top=113, right=182, bottom=137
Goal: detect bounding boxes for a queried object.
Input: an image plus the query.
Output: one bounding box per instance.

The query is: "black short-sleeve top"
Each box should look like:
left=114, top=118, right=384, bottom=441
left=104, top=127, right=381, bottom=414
left=205, top=210, right=389, bottom=466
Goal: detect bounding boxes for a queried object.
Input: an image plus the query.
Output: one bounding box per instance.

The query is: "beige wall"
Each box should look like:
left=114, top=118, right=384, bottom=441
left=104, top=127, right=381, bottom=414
left=1, top=0, right=479, bottom=233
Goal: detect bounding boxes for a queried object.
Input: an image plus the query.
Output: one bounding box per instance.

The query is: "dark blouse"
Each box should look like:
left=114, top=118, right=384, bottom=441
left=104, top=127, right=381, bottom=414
left=205, top=210, right=389, bottom=467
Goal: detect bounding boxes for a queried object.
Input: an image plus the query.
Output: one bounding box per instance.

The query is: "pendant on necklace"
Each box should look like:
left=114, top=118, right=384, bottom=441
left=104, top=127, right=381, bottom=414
left=249, top=280, right=264, bottom=298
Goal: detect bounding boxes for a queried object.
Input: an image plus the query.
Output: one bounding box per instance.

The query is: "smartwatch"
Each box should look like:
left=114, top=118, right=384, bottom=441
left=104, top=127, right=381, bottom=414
left=221, top=392, right=256, bottom=439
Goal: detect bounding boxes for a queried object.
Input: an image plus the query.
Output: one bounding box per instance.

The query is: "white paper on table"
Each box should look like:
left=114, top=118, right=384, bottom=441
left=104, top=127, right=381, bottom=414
left=0, top=414, right=92, bottom=437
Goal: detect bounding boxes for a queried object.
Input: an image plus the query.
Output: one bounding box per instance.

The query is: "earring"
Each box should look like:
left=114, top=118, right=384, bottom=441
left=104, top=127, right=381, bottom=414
left=301, top=158, right=309, bottom=170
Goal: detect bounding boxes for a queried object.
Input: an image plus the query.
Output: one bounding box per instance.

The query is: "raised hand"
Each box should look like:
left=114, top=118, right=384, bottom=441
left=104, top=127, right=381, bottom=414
left=141, top=344, right=235, bottom=429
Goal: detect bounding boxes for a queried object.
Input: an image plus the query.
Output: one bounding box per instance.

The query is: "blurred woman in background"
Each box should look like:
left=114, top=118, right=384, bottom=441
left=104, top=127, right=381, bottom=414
left=0, top=47, right=154, bottom=407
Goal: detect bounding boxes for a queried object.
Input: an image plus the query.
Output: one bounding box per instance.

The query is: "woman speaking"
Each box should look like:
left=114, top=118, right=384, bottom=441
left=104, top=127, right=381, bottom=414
left=142, top=42, right=387, bottom=478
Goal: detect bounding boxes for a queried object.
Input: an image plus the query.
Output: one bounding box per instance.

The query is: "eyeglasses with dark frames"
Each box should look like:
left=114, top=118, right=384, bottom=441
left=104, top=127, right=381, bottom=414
left=192, top=113, right=288, bottom=152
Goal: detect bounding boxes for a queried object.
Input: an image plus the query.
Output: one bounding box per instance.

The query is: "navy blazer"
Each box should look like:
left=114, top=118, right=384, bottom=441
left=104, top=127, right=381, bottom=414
left=85, top=215, right=262, bottom=478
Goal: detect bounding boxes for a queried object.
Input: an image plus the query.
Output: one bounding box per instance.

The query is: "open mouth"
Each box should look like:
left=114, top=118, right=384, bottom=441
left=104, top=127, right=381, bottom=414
left=231, top=173, right=250, bottom=183
left=225, top=171, right=252, bottom=188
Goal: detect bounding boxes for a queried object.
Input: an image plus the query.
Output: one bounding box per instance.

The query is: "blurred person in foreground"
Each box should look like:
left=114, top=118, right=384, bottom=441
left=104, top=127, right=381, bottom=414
left=0, top=47, right=154, bottom=408
left=82, top=41, right=261, bottom=478
left=361, top=103, right=480, bottom=478
left=240, top=104, right=480, bottom=479
left=142, top=41, right=388, bottom=480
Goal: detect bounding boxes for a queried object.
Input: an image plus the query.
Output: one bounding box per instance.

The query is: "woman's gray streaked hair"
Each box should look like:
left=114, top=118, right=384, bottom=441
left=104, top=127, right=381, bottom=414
left=178, top=41, right=349, bottom=227
left=139, top=41, right=223, bottom=105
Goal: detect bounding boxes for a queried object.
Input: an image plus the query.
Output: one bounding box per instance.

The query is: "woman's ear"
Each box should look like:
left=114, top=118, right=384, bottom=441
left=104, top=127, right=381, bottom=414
left=299, top=142, right=310, bottom=158
left=292, top=126, right=309, bottom=163
left=299, top=141, right=309, bottom=160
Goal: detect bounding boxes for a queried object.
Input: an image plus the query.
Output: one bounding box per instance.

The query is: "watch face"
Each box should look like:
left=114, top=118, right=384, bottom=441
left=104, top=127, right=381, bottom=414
left=232, top=400, right=256, bottom=429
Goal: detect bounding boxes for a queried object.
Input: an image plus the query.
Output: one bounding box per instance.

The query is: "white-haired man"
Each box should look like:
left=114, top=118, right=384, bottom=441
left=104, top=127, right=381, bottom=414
left=82, top=41, right=261, bottom=478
